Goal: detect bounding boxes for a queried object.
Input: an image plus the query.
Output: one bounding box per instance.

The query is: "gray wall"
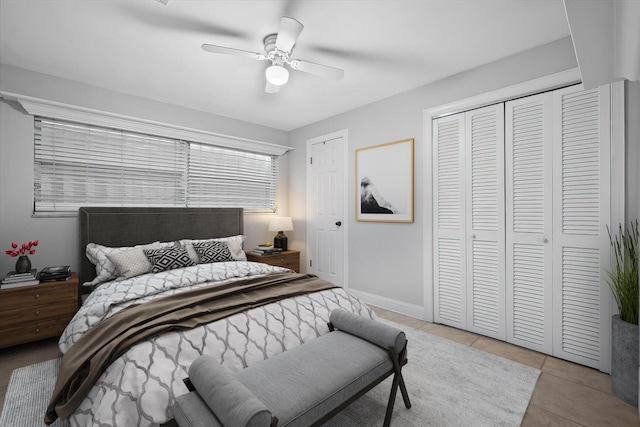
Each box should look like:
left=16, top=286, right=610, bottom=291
left=288, top=37, right=579, bottom=312
left=0, top=64, right=290, bottom=277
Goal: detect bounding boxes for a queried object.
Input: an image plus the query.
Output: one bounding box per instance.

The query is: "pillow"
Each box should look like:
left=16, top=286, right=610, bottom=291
left=144, top=246, right=196, bottom=273
left=179, top=235, right=247, bottom=261
left=85, top=242, right=164, bottom=286
left=106, top=243, right=162, bottom=281
left=188, top=356, right=273, bottom=427
left=183, top=244, right=201, bottom=264
left=193, top=241, right=235, bottom=264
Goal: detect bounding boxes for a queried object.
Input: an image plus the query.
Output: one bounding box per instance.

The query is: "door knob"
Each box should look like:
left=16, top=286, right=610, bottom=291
left=335, top=221, right=342, bottom=227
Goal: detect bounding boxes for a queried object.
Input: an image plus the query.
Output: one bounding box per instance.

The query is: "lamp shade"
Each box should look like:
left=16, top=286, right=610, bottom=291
left=265, top=65, right=289, bottom=86
left=269, top=217, right=293, bottom=232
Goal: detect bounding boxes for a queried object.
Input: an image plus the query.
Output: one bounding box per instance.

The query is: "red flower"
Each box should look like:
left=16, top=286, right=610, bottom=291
left=5, top=240, right=38, bottom=257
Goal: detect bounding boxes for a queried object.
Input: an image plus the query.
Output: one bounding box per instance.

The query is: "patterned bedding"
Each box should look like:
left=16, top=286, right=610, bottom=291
left=57, top=261, right=373, bottom=427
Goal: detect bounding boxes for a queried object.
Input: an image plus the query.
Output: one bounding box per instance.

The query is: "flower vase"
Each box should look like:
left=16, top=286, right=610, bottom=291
left=15, top=255, right=31, bottom=274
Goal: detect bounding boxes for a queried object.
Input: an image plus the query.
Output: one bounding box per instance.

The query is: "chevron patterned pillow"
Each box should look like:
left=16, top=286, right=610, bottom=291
left=193, top=241, right=235, bottom=264
left=144, top=247, right=196, bottom=273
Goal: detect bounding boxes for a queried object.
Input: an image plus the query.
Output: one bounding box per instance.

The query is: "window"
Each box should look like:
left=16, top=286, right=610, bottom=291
left=34, top=117, right=278, bottom=214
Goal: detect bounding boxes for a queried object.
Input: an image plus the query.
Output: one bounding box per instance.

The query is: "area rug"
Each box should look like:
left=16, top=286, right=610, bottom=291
left=0, top=321, right=540, bottom=427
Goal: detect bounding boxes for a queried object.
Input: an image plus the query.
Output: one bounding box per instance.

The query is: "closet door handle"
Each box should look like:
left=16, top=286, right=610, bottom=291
left=471, top=234, right=477, bottom=240
left=541, top=237, right=549, bottom=244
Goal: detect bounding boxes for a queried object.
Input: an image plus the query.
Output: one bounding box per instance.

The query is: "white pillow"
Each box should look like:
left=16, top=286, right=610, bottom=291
left=106, top=243, right=162, bottom=281
left=85, top=241, right=173, bottom=286
left=179, top=235, right=247, bottom=262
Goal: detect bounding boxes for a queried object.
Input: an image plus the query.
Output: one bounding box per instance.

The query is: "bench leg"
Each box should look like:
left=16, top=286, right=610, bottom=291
left=399, top=374, right=411, bottom=409
left=382, top=342, right=412, bottom=427
left=383, top=372, right=401, bottom=427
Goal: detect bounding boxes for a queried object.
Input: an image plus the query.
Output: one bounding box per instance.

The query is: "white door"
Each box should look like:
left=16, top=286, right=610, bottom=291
left=505, top=92, right=554, bottom=354
left=307, top=131, right=346, bottom=287
left=465, top=104, right=506, bottom=340
left=433, top=112, right=467, bottom=329
left=552, top=85, right=611, bottom=372
left=433, top=106, right=505, bottom=338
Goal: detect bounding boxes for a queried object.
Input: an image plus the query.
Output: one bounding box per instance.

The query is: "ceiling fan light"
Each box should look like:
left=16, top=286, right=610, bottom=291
left=266, top=65, right=289, bottom=86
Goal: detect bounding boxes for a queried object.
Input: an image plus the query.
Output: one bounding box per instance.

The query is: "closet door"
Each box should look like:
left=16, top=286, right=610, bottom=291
left=433, top=113, right=467, bottom=329
left=505, top=93, right=554, bottom=354
left=552, top=85, right=611, bottom=372
left=464, top=105, right=506, bottom=340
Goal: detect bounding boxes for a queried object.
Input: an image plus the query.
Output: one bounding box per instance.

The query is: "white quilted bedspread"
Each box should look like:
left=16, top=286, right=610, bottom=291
left=58, top=261, right=373, bottom=427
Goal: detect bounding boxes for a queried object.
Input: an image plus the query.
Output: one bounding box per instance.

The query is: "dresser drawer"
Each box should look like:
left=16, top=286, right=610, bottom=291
left=246, top=250, right=300, bottom=272
left=267, top=254, right=299, bottom=271
left=0, top=281, right=75, bottom=310
left=0, top=300, right=76, bottom=328
left=0, top=316, right=70, bottom=348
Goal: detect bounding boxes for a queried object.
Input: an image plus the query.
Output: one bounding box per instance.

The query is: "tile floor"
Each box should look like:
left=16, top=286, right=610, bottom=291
left=0, top=307, right=639, bottom=426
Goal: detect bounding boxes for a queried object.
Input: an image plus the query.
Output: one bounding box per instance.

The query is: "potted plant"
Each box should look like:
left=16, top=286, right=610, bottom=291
left=606, top=221, right=639, bottom=406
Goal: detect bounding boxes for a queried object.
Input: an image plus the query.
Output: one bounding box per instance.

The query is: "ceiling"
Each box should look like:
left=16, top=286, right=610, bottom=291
left=0, top=0, right=571, bottom=132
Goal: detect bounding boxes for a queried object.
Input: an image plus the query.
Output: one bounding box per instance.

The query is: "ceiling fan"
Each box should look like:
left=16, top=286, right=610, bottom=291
left=202, top=16, right=344, bottom=93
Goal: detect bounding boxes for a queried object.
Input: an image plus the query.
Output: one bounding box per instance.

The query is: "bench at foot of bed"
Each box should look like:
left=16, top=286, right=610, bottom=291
left=173, top=309, right=411, bottom=427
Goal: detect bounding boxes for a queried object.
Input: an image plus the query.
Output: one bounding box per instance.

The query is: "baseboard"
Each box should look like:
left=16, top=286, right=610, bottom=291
left=348, top=288, right=424, bottom=320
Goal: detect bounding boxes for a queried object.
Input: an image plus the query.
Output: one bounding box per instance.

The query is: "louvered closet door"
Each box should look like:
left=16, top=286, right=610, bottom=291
left=465, top=105, right=506, bottom=340
left=552, top=85, right=611, bottom=372
left=433, top=113, right=467, bottom=329
left=505, top=93, right=554, bottom=354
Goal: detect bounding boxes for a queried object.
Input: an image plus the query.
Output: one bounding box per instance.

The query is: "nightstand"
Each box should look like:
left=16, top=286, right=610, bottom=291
left=0, top=272, right=78, bottom=349
left=245, top=250, right=300, bottom=273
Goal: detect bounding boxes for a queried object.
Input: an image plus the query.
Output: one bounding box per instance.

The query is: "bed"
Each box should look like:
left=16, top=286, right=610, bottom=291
left=45, top=207, right=373, bottom=427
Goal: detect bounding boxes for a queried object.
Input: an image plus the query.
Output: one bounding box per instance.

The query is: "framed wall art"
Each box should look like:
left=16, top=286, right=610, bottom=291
left=355, top=138, right=414, bottom=222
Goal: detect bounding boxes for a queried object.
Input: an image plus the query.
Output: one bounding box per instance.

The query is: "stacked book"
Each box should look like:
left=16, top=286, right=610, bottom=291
left=39, top=265, right=72, bottom=282
left=1, top=269, right=39, bottom=289
left=251, top=246, right=282, bottom=256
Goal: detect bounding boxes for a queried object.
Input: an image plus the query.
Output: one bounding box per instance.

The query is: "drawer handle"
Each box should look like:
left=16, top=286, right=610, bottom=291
left=35, top=293, right=40, bottom=299
left=35, top=328, right=40, bottom=334
left=36, top=310, right=40, bottom=316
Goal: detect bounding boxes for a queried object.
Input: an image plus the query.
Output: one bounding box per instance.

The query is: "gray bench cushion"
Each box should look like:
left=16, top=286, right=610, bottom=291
left=236, top=330, right=391, bottom=426
left=330, top=309, right=406, bottom=353
left=174, top=391, right=224, bottom=427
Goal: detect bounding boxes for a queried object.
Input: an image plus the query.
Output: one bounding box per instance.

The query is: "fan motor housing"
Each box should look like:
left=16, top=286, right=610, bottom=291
left=263, top=34, right=278, bottom=55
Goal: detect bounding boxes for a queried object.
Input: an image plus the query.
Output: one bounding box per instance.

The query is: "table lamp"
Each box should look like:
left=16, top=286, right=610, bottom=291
left=268, top=217, right=293, bottom=251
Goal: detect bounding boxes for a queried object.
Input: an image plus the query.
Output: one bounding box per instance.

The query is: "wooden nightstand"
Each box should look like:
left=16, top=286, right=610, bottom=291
left=245, top=250, right=300, bottom=273
left=0, top=272, right=78, bottom=349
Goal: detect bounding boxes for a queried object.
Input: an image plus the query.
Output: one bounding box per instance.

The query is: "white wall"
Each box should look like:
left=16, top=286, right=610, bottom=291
left=626, top=80, right=640, bottom=412
left=288, top=37, right=579, bottom=315
left=627, top=81, right=640, bottom=223
left=0, top=64, right=290, bottom=278
left=4, top=36, right=630, bottom=319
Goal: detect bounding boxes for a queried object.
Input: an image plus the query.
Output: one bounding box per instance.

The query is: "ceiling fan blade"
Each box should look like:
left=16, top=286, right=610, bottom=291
left=290, top=59, right=344, bottom=81
left=201, top=44, right=267, bottom=60
left=265, top=81, right=281, bottom=93
left=275, top=17, right=304, bottom=52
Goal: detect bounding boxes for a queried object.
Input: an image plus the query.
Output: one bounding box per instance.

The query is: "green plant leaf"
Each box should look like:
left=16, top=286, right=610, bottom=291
left=605, top=221, right=639, bottom=325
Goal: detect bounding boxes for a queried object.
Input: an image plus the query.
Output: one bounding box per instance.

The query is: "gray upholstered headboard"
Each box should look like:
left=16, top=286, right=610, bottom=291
left=79, top=207, right=243, bottom=285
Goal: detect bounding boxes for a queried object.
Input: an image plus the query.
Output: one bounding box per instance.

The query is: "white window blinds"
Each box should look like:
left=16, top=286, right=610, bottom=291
left=34, top=117, right=277, bottom=213
left=188, top=143, right=277, bottom=209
